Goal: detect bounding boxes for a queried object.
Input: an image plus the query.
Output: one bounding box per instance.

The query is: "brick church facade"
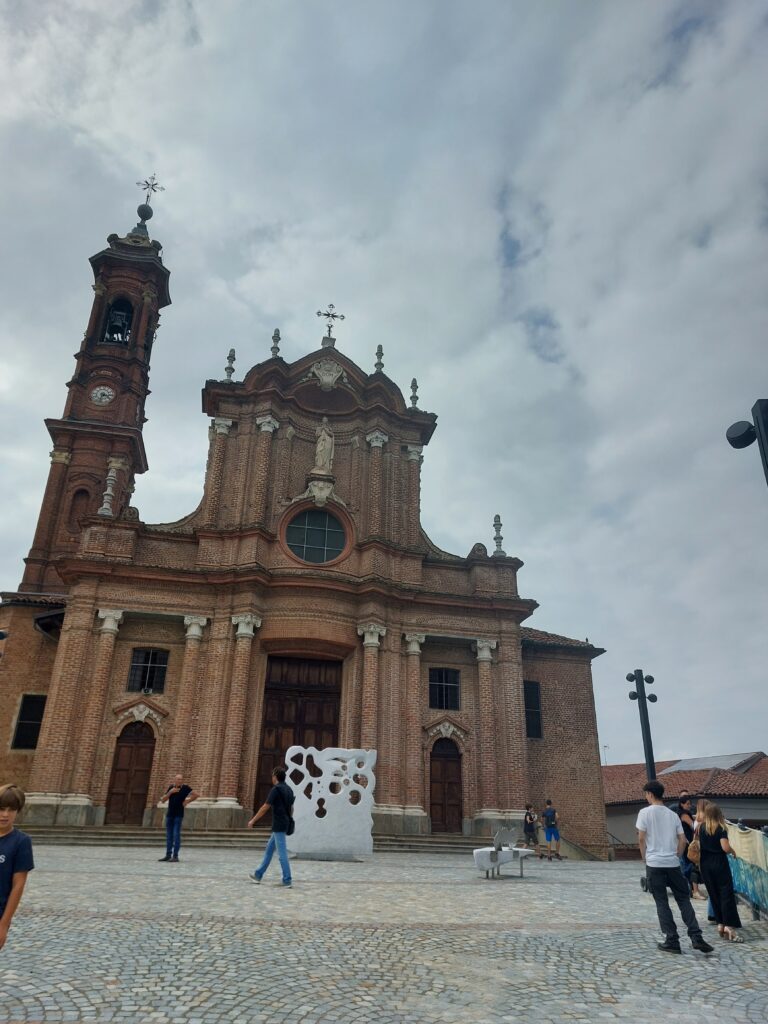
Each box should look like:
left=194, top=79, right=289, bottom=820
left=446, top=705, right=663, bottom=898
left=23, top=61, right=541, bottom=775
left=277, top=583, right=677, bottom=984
left=0, top=200, right=608, bottom=855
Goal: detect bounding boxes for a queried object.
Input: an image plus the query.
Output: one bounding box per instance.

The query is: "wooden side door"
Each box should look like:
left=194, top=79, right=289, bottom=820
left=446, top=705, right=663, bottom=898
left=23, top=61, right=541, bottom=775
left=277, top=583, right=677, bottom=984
left=105, top=721, right=156, bottom=825
left=430, top=738, right=463, bottom=833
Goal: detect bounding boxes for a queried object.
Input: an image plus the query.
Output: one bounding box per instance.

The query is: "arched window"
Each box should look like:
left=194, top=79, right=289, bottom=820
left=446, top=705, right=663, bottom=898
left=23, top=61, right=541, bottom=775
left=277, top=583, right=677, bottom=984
left=102, top=298, right=134, bottom=345
left=67, top=488, right=91, bottom=533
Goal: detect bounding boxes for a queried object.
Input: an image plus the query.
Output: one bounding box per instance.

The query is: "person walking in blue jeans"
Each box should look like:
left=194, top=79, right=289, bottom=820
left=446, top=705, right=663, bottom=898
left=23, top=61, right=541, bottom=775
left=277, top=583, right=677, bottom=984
left=159, top=774, right=198, bottom=863
left=247, top=766, right=294, bottom=888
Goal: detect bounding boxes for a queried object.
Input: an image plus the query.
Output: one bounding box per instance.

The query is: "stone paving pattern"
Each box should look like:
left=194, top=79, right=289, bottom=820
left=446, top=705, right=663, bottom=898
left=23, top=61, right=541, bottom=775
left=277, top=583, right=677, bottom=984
left=1, top=846, right=766, bottom=1023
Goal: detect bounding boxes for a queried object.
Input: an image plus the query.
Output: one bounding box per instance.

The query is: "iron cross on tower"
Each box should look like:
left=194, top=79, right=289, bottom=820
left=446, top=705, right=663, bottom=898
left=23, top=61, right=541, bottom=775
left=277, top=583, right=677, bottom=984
left=316, top=303, right=345, bottom=338
left=136, top=174, right=165, bottom=205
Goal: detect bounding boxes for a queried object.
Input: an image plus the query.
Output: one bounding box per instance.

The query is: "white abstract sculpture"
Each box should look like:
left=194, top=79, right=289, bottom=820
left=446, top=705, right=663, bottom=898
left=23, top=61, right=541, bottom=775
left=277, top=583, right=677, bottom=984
left=285, top=746, right=377, bottom=860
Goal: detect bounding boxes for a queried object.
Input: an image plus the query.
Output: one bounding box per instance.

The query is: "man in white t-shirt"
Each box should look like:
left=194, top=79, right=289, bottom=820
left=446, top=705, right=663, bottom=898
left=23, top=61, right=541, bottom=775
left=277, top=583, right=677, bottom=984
left=636, top=780, right=712, bottom=954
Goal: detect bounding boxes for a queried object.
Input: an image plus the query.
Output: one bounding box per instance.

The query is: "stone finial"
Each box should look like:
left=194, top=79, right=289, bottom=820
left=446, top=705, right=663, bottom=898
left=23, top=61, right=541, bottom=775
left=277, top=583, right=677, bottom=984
left=224, top=348, right=236, bottom=382
left=271, top=329, right=281, bottom=358
left=492, top=514, right=506, bottom=557
left=375, top=345, right=384, bottom=372
left=410, top=378, right=419, bottom=408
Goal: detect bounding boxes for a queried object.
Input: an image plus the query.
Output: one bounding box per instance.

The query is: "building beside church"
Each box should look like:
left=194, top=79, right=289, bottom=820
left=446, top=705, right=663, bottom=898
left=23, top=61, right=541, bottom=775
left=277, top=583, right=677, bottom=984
left=0, top=199, right=608, bottom=855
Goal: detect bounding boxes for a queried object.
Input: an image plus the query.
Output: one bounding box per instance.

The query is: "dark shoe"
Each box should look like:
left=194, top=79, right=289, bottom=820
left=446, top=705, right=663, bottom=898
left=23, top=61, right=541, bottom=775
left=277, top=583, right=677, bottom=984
left=707, top=916, right=717, bottom=923
left=657, top=938, right=682, bottom=954
left=169, top=856, right=179, bottom=863
left=692, top=938, right=714, bottom=953
left=158, top=855, right=171, bottom=862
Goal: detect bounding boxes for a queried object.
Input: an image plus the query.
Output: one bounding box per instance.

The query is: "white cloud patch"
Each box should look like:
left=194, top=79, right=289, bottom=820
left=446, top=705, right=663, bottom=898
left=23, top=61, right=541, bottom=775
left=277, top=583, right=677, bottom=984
left=1, top=0, right=766, bottom=762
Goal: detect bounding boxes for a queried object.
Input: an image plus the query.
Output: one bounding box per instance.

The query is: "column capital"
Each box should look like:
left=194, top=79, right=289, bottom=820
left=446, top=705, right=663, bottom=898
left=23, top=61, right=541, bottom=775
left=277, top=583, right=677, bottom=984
left=358, top=623, right=387, bottom=647
left=213, top=417, right=234, bottom=435
left=366, top=429, right=389, bottom=449
left=97, top=609, right=124, bottom=634
left=49, top=449, right=71, bottom=465
left=232, top=613, right=261, bottom=638
left=183, top=615, right=208, bottom=640
left=406, top=444, right=423, bottom=462
left=256, top=414, right=280, bottom=434
left=473, top=639, right=497, bottom=662
left=404, top=633, right=426, bottom=654
left=107, top=456, right=130, bottom=472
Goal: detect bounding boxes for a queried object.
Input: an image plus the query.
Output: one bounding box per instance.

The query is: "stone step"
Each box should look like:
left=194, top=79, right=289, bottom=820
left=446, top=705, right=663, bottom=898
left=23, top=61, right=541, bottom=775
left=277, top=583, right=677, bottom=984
left=20, top=825, right=481, bottom=854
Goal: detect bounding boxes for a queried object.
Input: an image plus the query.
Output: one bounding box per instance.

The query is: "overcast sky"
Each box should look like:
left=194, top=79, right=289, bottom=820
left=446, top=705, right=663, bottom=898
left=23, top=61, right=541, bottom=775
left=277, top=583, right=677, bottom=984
left=1, top=0, right=766, bottom=767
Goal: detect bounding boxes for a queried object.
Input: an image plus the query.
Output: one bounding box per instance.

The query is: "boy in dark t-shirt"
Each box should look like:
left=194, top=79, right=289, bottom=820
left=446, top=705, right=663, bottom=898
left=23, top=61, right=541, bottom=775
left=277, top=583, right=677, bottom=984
left=0, top=784, right=35, bottom=951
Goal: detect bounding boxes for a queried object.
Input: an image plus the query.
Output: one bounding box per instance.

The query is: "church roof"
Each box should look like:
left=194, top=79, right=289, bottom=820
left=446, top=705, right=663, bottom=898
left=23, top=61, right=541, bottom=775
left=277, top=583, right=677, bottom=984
left=521, top=627, right=605, bottom=657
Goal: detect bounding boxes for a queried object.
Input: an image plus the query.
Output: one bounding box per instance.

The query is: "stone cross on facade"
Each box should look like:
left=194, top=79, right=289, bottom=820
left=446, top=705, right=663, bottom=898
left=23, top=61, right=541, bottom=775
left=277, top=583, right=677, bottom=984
left=316, top=303, right=345, bottom=339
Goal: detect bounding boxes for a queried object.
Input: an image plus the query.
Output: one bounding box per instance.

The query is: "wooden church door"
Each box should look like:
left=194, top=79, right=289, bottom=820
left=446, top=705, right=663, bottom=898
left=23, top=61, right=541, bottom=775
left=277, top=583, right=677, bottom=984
left=430, top=738, right=463, bottom=833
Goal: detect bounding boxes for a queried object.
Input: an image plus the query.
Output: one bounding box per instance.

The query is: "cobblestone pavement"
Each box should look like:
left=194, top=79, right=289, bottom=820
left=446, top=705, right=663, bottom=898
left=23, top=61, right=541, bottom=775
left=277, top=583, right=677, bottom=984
left=1, top=846, right=766, bottom=1023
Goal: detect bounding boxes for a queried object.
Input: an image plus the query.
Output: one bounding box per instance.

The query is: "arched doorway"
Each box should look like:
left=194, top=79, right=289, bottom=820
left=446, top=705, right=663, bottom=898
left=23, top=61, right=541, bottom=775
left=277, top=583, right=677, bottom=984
left=105, top=721, right=156, bottom=824
left=430, top=738, right=462, bottom=833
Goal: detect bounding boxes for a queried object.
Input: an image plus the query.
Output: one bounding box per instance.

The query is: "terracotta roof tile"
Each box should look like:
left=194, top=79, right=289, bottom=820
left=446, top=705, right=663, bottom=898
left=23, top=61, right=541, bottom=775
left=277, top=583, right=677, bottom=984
left=603, top=756, right=768, bottom=805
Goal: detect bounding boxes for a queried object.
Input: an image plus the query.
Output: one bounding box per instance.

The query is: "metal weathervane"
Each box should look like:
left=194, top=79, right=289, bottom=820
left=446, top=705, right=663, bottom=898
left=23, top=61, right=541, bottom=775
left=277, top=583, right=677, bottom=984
left=316, top=304, right=345, bottom=338
left=136, top=174, right=165, bottom=205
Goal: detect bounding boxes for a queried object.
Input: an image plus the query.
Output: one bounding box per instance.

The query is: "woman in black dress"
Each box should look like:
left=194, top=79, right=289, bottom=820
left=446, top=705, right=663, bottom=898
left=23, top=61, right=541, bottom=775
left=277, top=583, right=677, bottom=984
left=699, top=802, right=743, bottom=942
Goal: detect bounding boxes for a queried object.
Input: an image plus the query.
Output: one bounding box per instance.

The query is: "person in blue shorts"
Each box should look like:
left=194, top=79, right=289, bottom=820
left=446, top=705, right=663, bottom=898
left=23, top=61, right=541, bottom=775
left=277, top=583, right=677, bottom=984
left=541, top=799, right=561, bottom=861
left=0, top=784, right=35, bottom=951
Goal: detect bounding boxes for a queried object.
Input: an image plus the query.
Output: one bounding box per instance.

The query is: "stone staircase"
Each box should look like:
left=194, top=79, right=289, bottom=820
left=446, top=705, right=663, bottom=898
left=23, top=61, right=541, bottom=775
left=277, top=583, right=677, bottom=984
left=20, top=825, right=602, bottom=858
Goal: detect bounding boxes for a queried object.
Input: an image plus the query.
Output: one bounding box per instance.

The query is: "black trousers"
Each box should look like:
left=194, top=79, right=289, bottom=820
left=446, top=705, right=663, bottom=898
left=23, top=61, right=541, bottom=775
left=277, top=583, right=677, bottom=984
left=646, top=865, right=703, bottom=942
left=700, top=854, right=742, bottom=928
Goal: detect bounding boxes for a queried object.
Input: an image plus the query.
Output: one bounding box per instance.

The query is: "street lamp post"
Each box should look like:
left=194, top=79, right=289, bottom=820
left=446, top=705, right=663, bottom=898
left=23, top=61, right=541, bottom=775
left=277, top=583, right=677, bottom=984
left=727, top=399, right=768, bottom=489
left=627, top=668, right=658, bottom=781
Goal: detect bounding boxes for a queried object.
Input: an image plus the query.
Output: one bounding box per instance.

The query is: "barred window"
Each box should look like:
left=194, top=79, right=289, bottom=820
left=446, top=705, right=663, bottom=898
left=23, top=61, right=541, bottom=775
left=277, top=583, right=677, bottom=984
left=286, top=509, right=346, bottom=564
left=127, top=648, right=169, bottom=694
left=12, top=694, right=47, bottom=750
left=429, top=668, right=460, bottom=711
left=524, top=680, right=542, bottom=738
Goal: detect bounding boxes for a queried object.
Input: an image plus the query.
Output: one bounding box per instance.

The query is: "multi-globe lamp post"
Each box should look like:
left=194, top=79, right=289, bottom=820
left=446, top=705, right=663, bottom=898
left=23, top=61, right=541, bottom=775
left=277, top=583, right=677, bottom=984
left=627, top=668, right=658, bottom=782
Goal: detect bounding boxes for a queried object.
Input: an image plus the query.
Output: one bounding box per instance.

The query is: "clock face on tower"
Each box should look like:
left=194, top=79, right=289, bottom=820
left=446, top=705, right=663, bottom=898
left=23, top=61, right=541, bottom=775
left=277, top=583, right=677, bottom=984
left=89, top=385, right=116, bottom=406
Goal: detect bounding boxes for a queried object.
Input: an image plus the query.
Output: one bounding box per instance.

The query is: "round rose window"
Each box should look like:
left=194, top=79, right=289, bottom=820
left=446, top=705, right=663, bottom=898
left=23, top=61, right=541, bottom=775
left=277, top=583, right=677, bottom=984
left=285, top=509, right=346, bottom=563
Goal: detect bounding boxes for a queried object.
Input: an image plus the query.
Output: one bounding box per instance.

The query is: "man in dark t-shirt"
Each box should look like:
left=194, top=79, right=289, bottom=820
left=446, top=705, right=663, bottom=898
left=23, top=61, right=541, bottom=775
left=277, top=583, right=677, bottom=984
left=247, top=766, right=295, bottom=888
left=159, top=774, right=198, bottom=863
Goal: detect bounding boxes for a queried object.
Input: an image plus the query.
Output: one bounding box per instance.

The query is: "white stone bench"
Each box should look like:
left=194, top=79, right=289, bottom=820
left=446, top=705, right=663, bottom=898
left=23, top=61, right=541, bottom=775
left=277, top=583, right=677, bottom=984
left=473, top=827, right=534, bottom=879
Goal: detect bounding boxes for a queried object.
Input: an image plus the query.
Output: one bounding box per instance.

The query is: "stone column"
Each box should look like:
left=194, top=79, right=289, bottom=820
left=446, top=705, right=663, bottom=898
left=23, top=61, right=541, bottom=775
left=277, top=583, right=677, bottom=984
left=405, top=445, right=423, bottom=548
left=26, top=591, right=97, bottom=819
left=248, top=415, right=279, bottom=525
left=167, top=616, right=208, bottom=777
left=97, top=456, right=130, bottom=518
left=217, top=614, right=261, bottom=813
left=403, top=633, right=429, bottom=833
left=67, top=609, right=124, bottom=818
left=201, top=418, right=233, bottom=527
left=474, top=639, right=499, bottom=817
left=357, top=623, right=386, bottom=750
left=365, top=430, right=388, bottom=537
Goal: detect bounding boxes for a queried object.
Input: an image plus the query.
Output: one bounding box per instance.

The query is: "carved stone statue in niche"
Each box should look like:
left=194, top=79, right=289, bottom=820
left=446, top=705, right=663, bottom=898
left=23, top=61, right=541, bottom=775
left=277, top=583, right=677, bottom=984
left=313, top=417, right=335, bottom=475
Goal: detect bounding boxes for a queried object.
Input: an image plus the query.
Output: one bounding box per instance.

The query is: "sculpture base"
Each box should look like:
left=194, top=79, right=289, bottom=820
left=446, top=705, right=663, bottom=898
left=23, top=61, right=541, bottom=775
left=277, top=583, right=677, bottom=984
left=21, top=793, right=99, bottom=826
left=472, top=809, right=526, bottom=838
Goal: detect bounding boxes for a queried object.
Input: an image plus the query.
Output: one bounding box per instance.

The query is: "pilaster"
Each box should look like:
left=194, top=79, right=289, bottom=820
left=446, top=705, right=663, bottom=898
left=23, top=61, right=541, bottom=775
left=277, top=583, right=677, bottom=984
left=357, top=623, right=386, bottom=750
left=403, top=633, right=429, bottom=833
left=473, top=639, right=499, bottom=814
left=365, top=430, right=388, bottom=537
left=166, top=616, right=208, bottom=777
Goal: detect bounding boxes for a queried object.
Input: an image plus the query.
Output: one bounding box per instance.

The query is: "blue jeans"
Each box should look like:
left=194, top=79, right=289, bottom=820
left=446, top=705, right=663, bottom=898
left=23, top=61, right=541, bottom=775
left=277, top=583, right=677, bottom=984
left=254, top=831, right=291, bottom=885
left=165, top=815, right=183, bottom=857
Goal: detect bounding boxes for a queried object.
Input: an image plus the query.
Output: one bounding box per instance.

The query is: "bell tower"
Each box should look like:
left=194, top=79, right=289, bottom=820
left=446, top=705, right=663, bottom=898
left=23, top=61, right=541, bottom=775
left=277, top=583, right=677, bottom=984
left=21, top=188, right=171, bottom=592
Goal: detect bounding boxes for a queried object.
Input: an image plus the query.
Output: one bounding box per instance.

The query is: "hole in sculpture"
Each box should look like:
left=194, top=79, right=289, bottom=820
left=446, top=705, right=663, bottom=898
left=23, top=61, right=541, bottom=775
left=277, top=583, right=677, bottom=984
left=348, top=790, right=361, bottom=806
left=315, top=798, right=327, bottom=818
left=357, top=760, right=365, bottom=769
left=289, top=751, right=303, bottom=765
left=329, top=782, right=341, bottom=795
left=353, top=773, right=368, bottom=788
left=289, top=769, right=303, bottom=786
left=303, top=783, right=313, bottom=799
left=343, top=778, right=350, bottom=786
left=306, top=754, right=323, bottom=778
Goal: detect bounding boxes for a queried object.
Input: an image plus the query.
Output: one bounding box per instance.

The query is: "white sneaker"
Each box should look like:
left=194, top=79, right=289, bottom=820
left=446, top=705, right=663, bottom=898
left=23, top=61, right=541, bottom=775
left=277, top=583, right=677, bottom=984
left=249, top=872, right=261, bottom=884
